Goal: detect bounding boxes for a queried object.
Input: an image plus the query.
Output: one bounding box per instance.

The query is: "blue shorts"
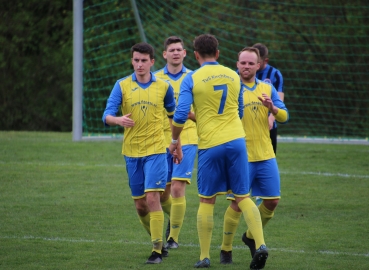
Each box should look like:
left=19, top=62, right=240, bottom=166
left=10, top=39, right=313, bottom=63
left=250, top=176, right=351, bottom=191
left=226, top=158, right=281, bottom=200
left=249, top=158, right=281, bottom=198
left=124, top=154, right=168, bottom=199
left=197, top=138, right=250, bottom=198
left=166, top=145, right=197, bottom=184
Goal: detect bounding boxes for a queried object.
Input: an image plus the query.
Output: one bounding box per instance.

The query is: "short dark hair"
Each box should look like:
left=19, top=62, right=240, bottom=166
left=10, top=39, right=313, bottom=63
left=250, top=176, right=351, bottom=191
left=131, top=42, right=155, bottom=59
left=252, top=43, right=268, bottom=59
left=164, top=36, right=184, bottom=50
left=238, top=47, right=261, bottom=62
left=193, top=34, right=218, bottom=58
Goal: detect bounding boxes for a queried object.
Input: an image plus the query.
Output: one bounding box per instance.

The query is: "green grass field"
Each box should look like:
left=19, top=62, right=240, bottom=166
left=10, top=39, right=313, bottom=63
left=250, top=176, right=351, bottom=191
left=1, top=132, right=368, bottom=269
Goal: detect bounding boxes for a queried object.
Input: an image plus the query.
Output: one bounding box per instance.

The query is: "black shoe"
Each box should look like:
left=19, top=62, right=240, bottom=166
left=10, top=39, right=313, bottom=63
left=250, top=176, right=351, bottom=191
left=250, top=245, right=268, bottom=270
left=165, top=237, right=179, bottom=249
left=194, top=258, right=210, bottom=268
left=165, top=220, right=170, bottom=241
left=146, top=251, right=162, bottom=264
left=220, top=250, right=232, bottom=264
left=161, top=246, right=169, bottom=257
left=242, top=232, right=256, bottom=258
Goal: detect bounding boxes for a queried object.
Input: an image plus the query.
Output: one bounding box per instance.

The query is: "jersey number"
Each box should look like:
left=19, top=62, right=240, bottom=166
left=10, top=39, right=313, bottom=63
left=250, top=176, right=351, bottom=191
left=213, top=84, right=228, bottom=114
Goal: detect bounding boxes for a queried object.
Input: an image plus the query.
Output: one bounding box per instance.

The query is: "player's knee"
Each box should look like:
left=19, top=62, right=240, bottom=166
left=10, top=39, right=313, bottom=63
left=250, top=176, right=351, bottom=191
left=262, top=199, right=279, bottom=211
left=171, top=180, right=186, bottom=197
left=135, top=200, right=149, bottom=216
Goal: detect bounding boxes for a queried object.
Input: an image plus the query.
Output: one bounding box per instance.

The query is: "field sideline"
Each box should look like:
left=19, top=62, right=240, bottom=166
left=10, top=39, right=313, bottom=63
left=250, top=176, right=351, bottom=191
left=1, top=131, right=368, bottom=269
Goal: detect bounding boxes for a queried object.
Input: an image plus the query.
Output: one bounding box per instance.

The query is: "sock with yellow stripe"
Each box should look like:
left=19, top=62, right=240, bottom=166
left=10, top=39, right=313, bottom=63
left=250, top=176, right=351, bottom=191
left=150, top=211, right=164, bottom=254
left=197, top=202, right=214, bottom=260
left=238, top=198, right=265, bottom=249
left=221, top=206, right=242, bottom=251
left=138, top=213, right=151, bottom=235
left=169, top=196, right=186, bottom=242
left=161, top=195, right=172, bottom=216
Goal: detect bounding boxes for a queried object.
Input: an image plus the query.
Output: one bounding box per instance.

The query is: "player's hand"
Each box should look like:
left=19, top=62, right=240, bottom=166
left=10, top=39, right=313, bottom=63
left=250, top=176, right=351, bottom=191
left=117, top=113, right=135, bottom=128
left=187, top=111, right=196, bottom=122
left=169, top=142, right=183, bottom=164
left=258, top=93, right=273, bottom=110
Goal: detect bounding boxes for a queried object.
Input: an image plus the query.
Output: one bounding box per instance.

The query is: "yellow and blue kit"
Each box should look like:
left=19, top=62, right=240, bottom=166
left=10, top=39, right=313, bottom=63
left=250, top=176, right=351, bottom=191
left=102, top=72, right=176, bottom=197
left=154, top=65, right=197, bottom=146
left=241, top=79, right=288, bottom=162
left=102, top=72, right=176, bottom=157
left=173, top=62, right=249, bottom=197
left=155, top=65, right=198, bottom=184
left=173, top=62, right=244, bottom=149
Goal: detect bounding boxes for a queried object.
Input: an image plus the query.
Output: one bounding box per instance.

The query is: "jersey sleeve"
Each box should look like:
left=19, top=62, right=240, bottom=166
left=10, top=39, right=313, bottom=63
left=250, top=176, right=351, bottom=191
left=102, top=81, right=122, bottom=126
left=164, top=83, right=176, bottom=118
left=238, top=81, right=244, bottom=119
left=173, top=73, right=193, bottom=127
left=271, top=86, right=289, bottom=124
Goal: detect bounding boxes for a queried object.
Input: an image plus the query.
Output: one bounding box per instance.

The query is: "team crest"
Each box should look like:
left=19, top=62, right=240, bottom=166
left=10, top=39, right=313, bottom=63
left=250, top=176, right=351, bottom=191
left=252, top=105, right=258, bottom=119
left=141, top=105, right=148, bottom=116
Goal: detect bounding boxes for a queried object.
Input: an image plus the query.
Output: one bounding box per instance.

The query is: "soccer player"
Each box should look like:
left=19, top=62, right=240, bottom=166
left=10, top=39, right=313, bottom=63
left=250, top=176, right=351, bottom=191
left=222, top=47, right=289, bottom=264
left=169, top=34, right=268, bottom=269
left=102, top=42, right=181, bottom=264
left=252, top=43, right=284, bottom=155
left=154, top=36, right=198, bottom=249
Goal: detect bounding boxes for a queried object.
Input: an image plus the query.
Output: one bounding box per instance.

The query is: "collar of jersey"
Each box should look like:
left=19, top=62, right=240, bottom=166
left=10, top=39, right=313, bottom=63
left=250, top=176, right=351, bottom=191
left=132, top=71, right=157, bottom=82
left=132, top=72, right=156, bottom=89
left=201, top=61, right=219, bottom=66
left=164, top=65, right=187, bottom=81
left=242, top=78, right=260, bottom=91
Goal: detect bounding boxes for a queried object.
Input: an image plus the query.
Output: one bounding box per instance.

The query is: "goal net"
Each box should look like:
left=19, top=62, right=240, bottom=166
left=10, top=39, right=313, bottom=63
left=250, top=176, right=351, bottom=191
left=81, top=0, right=369, bottom=142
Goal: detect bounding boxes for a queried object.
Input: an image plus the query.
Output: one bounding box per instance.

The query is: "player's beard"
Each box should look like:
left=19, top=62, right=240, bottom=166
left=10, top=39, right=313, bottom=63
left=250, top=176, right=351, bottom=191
left=240, top=71, right=255, bottom=82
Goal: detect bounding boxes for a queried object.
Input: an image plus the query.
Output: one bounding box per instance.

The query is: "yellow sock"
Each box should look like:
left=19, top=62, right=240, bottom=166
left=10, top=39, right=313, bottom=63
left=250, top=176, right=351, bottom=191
left=161, top=195, right=172, bottom=216
left=259, top=201, right=275, bottom=227
left=138, top=213, right=151, bottom=235
left=221, top=206, right=242, bottom=251
left=197, top=202, right=214, bottom=260
left=150, top=211, right=164, bottom=254
left=169, top=196, right=186, bottom=242
left=246, top=202, right=275, bottom=239
left=238, top=198, right=265, bottom=249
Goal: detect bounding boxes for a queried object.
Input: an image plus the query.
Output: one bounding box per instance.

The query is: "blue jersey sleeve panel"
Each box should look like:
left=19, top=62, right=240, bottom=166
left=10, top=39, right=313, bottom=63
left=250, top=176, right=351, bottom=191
left=238, top=81, right=244, bottom=119
left=270, top=85, right=289, bottom=124
left=173, top=71, right=195, bottom=127
left=102, top=77, right=126, bottom=126
left=164, top=83, right=176, bottom=118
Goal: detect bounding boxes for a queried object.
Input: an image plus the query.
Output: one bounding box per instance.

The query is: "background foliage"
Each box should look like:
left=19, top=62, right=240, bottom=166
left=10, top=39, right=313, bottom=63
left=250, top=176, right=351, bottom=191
left=1, top=0, right=369, bottom=139
left=0, top=1, right=73, bottom=131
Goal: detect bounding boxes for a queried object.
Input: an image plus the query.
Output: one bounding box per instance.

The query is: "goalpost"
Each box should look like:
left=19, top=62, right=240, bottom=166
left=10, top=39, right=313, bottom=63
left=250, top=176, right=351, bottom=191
left=74, top=0, right=369, bottom=144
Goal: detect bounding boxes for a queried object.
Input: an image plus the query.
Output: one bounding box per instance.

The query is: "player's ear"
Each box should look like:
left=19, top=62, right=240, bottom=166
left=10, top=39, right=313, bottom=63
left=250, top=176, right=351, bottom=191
left=163, top=51, right=167, bottom=59
left=183, top=49, right=186, bottom=58
left=215, top=50, right=220, bottom=60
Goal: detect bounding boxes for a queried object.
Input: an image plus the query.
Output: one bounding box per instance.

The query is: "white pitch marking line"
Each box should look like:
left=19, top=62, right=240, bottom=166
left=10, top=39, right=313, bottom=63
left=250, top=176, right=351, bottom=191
left=1, top=235, right=368, bottom=257
left=2, top=161, right=368, bottom=179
